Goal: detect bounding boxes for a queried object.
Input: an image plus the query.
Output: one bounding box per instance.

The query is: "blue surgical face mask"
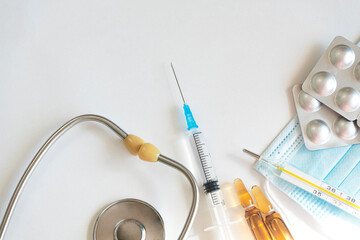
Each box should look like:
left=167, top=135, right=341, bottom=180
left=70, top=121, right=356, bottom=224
left=253, top=116, right=360, bottom=227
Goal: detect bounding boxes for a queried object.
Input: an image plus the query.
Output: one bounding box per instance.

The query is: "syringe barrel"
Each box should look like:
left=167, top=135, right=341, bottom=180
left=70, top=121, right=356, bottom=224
left=188, top=128, right=218, bottom=185
left=205, top=192, right=234, bottom=240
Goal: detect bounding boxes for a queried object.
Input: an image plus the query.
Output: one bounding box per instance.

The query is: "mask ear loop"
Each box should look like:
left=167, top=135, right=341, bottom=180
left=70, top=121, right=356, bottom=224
left=263, top=179, right=293, bottom=230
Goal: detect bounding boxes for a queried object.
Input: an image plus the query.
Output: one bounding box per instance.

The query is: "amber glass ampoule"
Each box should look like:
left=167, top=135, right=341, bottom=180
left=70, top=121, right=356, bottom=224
left=251, top=185, right=294, bottom=240
left=234, top=179, right=272, bottom=240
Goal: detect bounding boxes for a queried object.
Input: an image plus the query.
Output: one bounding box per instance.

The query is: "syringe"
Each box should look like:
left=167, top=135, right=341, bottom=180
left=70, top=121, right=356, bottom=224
left=171, top=64, right=233, bottom=239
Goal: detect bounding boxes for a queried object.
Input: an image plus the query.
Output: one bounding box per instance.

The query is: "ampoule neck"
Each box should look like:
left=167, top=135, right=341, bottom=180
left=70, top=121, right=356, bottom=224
left=264, top=208, right=275, bottom=215
left=244, top=204, right=255, bottom=211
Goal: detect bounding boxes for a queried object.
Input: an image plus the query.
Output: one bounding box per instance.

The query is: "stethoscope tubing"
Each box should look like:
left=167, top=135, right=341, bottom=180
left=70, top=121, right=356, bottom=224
left=0, top=114, right=199, bottom=240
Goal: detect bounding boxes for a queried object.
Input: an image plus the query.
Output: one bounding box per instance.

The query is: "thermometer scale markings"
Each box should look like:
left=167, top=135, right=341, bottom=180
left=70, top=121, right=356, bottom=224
left=243, top=149, right=360, bottom=218
left=279, top=165, right=360, bottom=217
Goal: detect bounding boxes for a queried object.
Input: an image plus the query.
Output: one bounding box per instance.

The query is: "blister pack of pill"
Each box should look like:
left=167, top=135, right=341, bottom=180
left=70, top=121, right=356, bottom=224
left=293, top=84, right=360, bottom=150
left=302, top=36, right=360, bottom=122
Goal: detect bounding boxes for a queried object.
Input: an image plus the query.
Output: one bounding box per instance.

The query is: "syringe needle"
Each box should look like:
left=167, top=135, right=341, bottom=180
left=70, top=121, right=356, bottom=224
left=170, top=62, right=186, bottom=104
left=243, top=149, right=261, bottom=160
left=169, top=64, right=235, bottom=239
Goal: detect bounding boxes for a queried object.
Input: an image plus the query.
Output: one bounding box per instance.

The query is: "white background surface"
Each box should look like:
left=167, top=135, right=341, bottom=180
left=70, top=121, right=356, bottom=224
left=1, top=0, right=360, bottom=239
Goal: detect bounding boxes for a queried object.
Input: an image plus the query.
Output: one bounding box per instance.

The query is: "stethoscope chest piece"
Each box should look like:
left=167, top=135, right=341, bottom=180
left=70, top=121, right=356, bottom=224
left=93, top=198, right=165, bottom=240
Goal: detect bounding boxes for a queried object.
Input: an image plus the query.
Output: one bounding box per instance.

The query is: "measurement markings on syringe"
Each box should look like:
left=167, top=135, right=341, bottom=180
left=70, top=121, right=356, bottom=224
left=210, top=192, right=222, bottom=205
left=193, top=132, right=216, bottom=181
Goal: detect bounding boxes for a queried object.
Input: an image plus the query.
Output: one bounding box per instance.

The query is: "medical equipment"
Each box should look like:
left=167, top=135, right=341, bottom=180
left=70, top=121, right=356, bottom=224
left=252, top=116, right=360, bottom=229
left=94, top=198, right=164, bottom=239
left=251, top=185, right=294, bottom=240
left=245, top=148, right=360, bottom=219
left=293, top=84, right=359, bottom=150
left=234, top=179, right=272, bottom=240
left=0, top=114, right=199, bottom=240
left=302, top=36, right=360, bottom=124
left=171, top=64, right=233, bottom=239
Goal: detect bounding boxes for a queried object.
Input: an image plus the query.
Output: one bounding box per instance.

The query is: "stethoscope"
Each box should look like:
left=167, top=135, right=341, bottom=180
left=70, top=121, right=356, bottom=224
left=0, top=114, right=199, bottom=240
